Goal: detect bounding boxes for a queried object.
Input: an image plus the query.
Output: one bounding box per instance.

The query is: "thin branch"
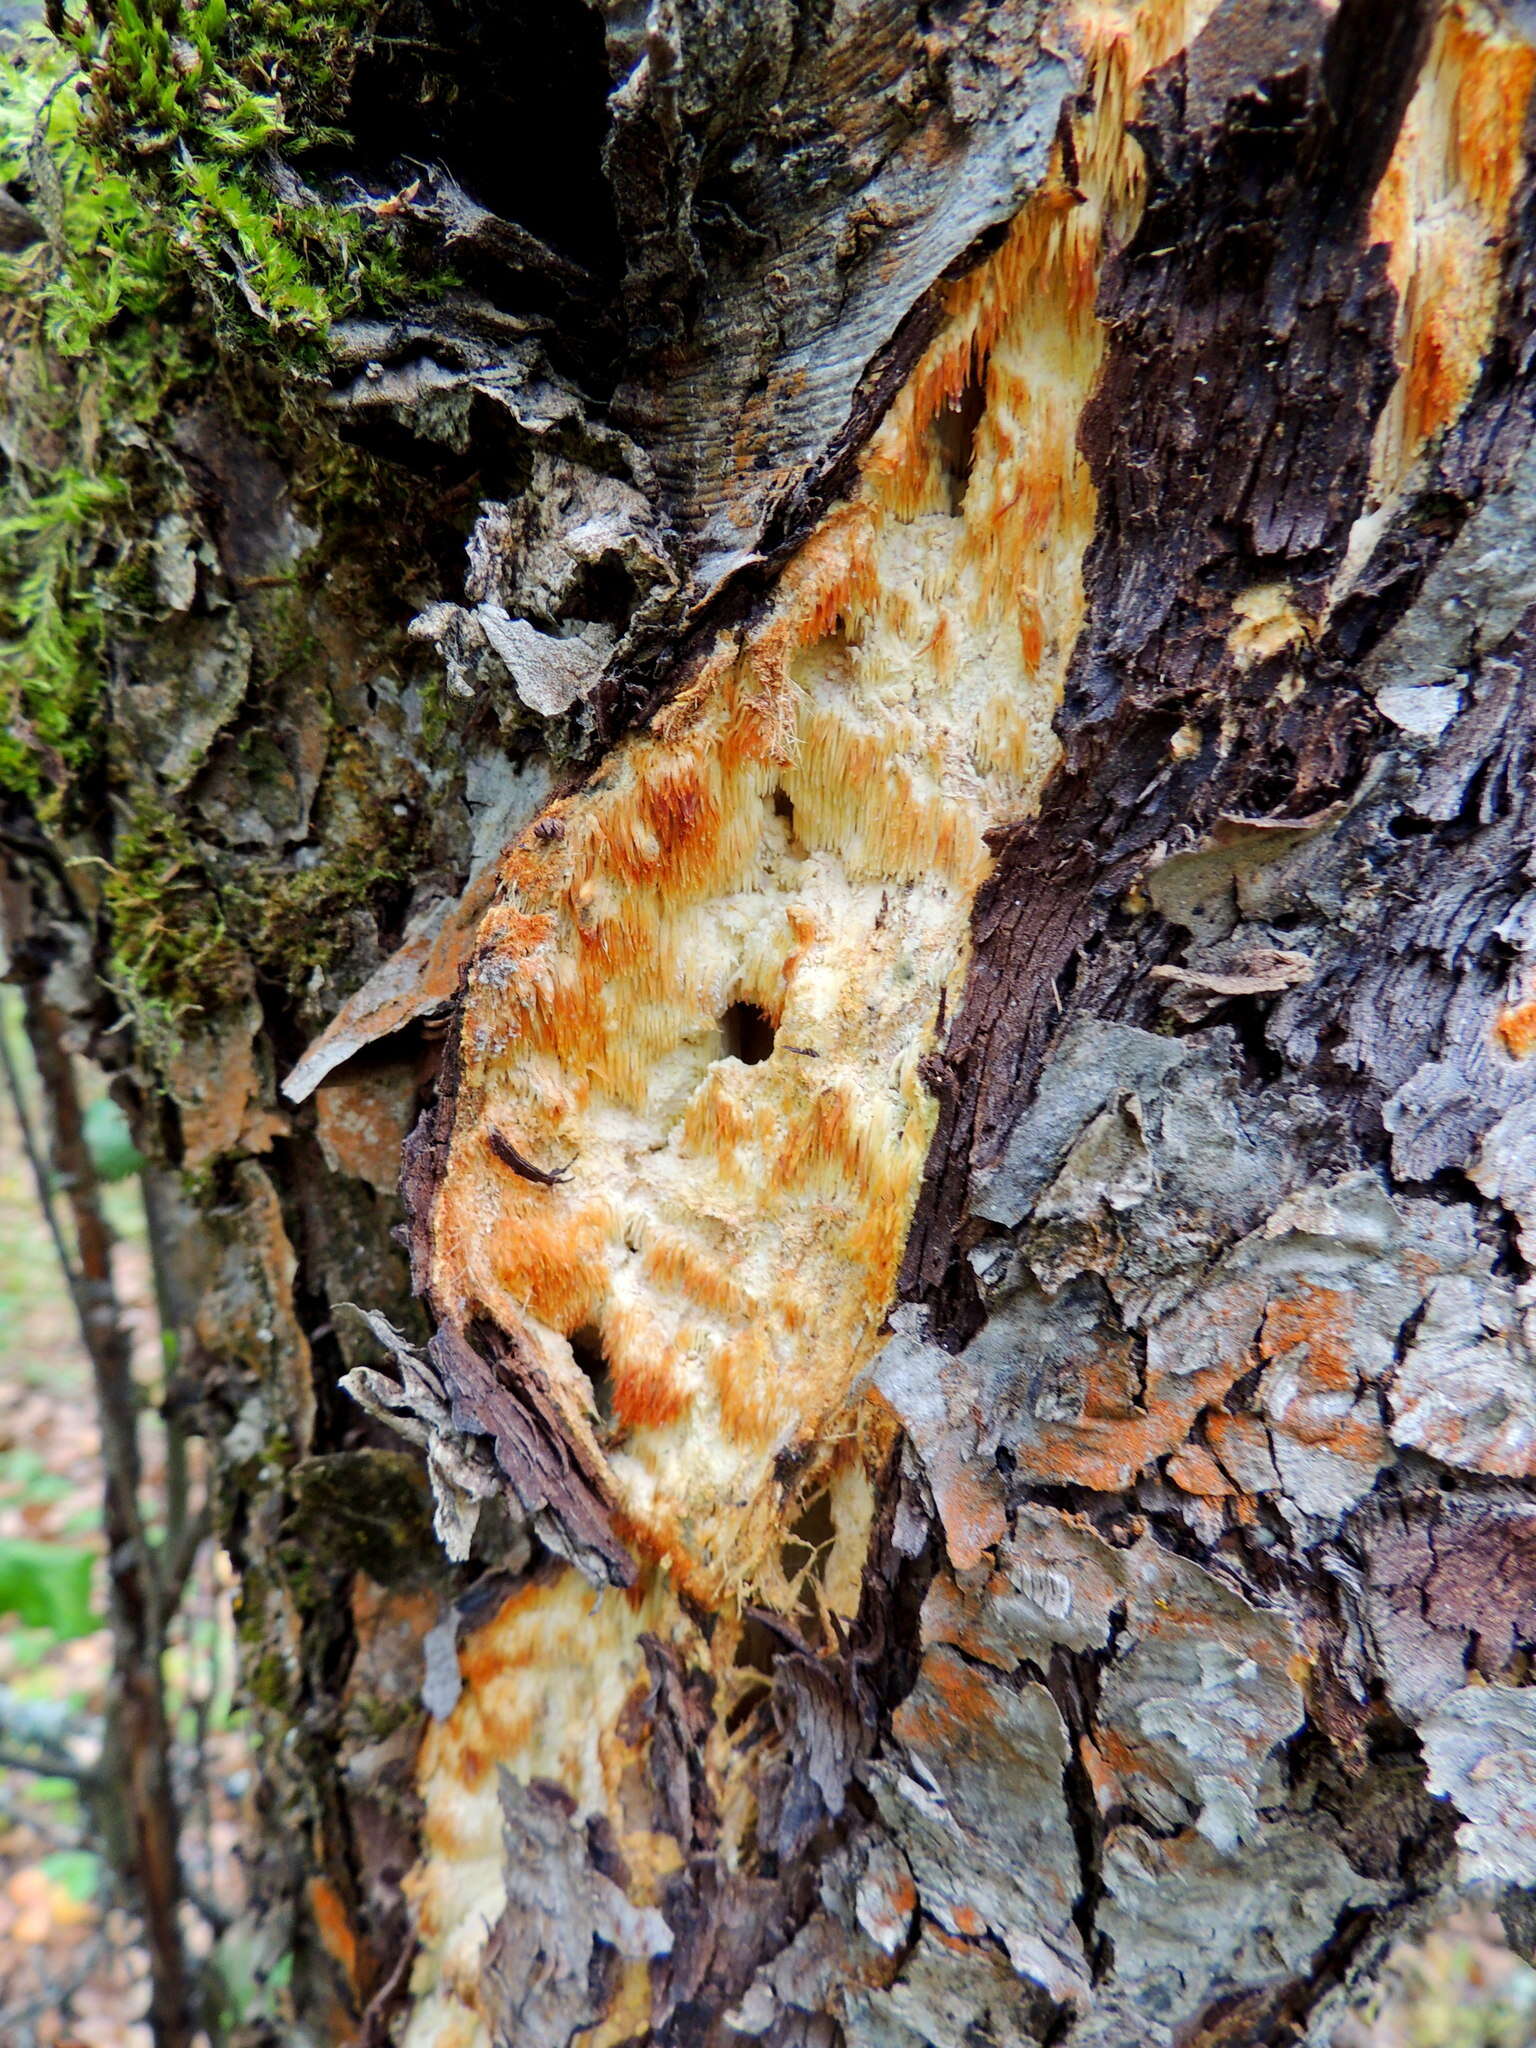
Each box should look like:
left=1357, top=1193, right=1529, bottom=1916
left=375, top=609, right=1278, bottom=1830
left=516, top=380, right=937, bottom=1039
left=140, top=1166, right=193, bottom=1587
left=0, top=1747, right=97, bottom=1785
left=9, top=981, right=195, bottom=2048
left=158, top=1502, right=211, bottom=1616
left=0, top=991, right=80, bottom=1298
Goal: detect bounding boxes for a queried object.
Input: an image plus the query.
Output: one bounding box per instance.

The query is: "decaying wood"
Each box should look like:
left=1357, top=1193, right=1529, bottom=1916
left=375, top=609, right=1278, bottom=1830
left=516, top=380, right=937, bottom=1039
left=9, top=0, right=1536, bottom=2041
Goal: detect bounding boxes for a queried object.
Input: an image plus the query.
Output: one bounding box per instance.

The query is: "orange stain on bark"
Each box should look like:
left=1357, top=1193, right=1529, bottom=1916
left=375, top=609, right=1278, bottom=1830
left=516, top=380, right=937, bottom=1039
left=402, top=4, right=1249, bottom=2038
left=1368, top=1, right=1536, bottom=490
left=307, top=1876, right=361, bottom=1995
left=1496, top=998, right=1536, bottom=1060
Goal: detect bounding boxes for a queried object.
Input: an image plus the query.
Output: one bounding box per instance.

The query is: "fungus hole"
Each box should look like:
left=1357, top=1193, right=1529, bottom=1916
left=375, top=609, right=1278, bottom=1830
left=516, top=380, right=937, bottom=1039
left=721, top=1001, right=776, bottom=1066
left=781, top=1488, right=837, bottom=1638
left=765, top=784, right=807, bottom=860
left=567, top=1324, right=612, bottom=1425
left=780, top=1487, right=835, bottom=1588
left=930, top=366, right=987, bottom=514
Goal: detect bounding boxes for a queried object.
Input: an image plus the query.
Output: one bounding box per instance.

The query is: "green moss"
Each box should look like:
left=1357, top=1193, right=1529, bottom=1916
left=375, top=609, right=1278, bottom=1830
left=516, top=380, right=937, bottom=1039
left=349, top=1692, right=417, bottom=1743
left=0, top=3, right=440, bottom=799
left=0, top=468, right=122, bottom=793
left=100, top=746, right=429, bottom=1038
left=242, top=846, right=406, bottom=990
left=60, top=0, right=424, bottom=349
left=282, top=1449, right=440, bottom=1593
left=103, top=806, right=244, bottom=1042
left=417, top=667, right=451, bottom=758
left=244, top=1644, right=291, bottom=1714
left=0, top=30, right=192, bottom=353
left=223, top=727, right=432, bottom=993
left=0, top=33, right=198, bottom=798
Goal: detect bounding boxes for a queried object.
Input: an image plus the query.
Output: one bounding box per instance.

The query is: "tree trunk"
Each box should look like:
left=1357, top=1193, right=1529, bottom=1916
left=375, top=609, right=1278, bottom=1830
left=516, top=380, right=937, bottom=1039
left=6, top=0, right=1536, bottom=2042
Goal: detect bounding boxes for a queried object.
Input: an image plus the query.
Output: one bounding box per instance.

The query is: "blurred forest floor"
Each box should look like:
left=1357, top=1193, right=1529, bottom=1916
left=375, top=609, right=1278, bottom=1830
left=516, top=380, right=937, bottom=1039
left=0, top=999, right=243, bottom=2047
left=1, top=1005, right=1535, bottom=2045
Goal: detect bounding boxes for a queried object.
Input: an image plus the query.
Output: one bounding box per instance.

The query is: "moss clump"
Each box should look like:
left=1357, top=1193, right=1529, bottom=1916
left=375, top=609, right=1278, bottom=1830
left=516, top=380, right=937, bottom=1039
left=282, top=1449, right=441, bottom=1593
left=0, top=31, right=200, bottom=798
left=0, top=468, right=122, bottom=792
left=240, top=843, right=417, bottom=995
left=0, top=31, right=190, bottom=354
left=103, top=806, right=245, bottom=1041
left=222, top=719, right=434, bottom=995
left=0, top=3, right=437, bottom=799
left=58, top=0, right=419, bottom=348
left=100, top=744, right=431, bottom=1034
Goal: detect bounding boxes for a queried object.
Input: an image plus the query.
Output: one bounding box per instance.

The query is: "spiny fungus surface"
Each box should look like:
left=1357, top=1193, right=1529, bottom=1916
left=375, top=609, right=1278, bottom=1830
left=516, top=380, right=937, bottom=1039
left=407, top=1572, right=681, bottom=2045
left=425, top=0, right=1215, bottom=1611
left=405, top=4, right=1225, bottom=2039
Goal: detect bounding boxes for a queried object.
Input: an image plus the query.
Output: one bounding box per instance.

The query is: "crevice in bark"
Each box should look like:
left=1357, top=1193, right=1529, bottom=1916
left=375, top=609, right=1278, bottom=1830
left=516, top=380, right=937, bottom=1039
left=1044, top=1644, right=1112, bottom=1981
left=346, top=0, right=624, bottom=291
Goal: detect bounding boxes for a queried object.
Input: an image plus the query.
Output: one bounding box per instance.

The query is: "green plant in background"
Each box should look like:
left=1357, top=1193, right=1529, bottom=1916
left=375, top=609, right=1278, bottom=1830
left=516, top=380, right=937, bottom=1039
left=0, top=1535, right=97, bottom=1638
left=82, top=1092, right=144, bottom=1181
left=41, top=1847, right=104, bottom=1903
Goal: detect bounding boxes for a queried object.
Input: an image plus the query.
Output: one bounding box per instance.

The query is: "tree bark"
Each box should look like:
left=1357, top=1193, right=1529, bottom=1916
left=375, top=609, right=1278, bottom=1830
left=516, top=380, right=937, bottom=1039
left=6, top=1, right=1536, bottom=2044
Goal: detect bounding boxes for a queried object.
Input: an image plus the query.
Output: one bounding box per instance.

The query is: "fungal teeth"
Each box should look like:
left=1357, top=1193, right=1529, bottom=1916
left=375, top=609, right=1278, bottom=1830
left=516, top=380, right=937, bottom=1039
left=407, top=8, right=1235, bottom=2039
left=428, top=1, right=1191, bottom=1614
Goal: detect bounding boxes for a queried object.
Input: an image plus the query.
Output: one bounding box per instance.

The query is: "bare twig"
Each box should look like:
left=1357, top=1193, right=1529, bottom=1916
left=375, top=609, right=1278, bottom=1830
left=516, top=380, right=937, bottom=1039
left=160, top=1501, right=212, bottom=1617
left=0, top=994, right=79, bottom=1296
left=140, top=1165, right=194, bottom=1585
left=0, top=1747, right=96, bottom=1784
left=11, top=983, right=195, bottom=2048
